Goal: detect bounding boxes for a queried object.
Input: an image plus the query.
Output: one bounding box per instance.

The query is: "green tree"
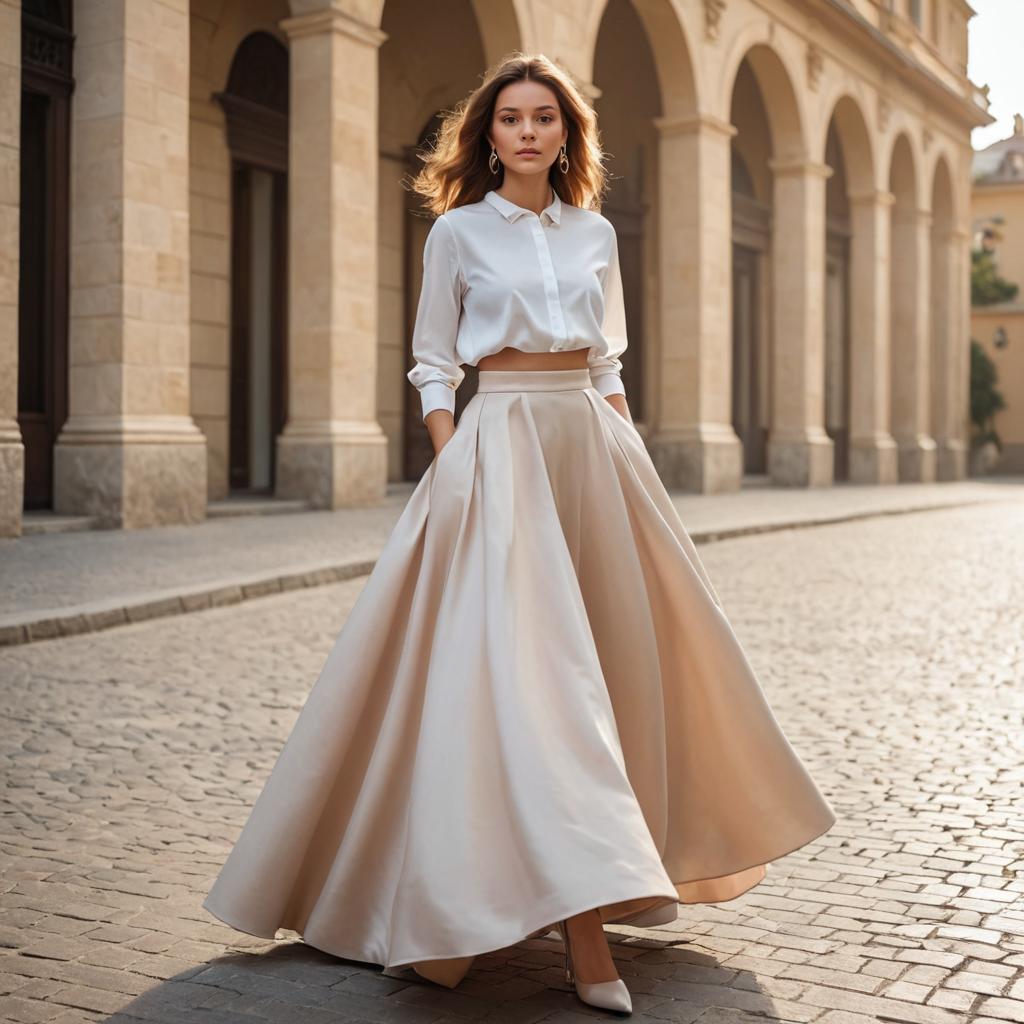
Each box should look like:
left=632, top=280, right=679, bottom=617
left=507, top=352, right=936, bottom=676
left=971, top=248, right=1019, bottom=306
left=969, top=340, right=1006, bottom=451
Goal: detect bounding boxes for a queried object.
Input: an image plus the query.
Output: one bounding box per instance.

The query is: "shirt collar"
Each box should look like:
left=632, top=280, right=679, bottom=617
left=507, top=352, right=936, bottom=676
left=484, top=188, right=562, bottom=225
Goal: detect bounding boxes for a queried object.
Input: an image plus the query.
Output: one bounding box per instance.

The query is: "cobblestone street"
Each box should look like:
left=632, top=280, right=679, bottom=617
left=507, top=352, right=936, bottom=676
left=2, top=499, right=1023, bottom=1024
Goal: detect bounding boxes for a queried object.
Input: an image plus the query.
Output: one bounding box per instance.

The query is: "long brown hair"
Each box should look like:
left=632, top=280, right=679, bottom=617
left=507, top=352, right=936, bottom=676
left=407, top=52, right=609, bottom=216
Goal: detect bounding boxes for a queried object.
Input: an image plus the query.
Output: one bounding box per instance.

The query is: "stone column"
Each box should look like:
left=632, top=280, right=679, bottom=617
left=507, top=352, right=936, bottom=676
left=767, top=158, right=834, bottom=487
left=889, top=205, right=937, bottom=481
left=647, top=112, right=743, bottom=493
left=0, top=0, right=22, bottom=537
left=847, top=189, right=899, bottom=484
left=54, top=0, right=206, bottom=528
left=277, top=5, right=388, bottom=508
left=936, top=227, right=970, bottom=480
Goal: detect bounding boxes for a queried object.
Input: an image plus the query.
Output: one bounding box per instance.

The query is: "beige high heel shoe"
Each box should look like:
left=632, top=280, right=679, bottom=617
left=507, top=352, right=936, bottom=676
left=555, top=918, right=632, bottom=1015
left=409, top=955, right=474, bottom=989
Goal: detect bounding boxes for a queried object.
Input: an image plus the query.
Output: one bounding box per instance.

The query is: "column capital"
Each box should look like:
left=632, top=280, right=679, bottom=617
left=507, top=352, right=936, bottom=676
left=848, top=188, right=895, bottom=208
left=653, top=112, right=737, bottom=140
left=767, top=157, right=833, bottom=179
left=280, top=6, right=388, bottom=47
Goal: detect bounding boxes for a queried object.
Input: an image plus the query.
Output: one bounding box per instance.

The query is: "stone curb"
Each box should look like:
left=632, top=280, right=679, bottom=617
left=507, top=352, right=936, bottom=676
left=0, top=496, right=1006, bottom=649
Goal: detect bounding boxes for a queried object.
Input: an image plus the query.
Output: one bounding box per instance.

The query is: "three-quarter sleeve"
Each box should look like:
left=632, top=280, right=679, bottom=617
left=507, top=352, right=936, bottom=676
left=588, top=223, right=627, bottom=399
left=407, top=214, right=465, bottom=421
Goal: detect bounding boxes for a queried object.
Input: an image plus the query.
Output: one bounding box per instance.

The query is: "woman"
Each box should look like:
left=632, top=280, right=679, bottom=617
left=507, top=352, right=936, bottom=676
left=202, top=53, right=836, bottom=1016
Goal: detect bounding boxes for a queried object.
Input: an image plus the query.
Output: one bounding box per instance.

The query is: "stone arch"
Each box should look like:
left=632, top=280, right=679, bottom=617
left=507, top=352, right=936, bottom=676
left=188, top=0, right=292, bottom=501
left=814, top=77, right=877, bottom=170
left=196, top=0, right=290, bottom=99
left=879, top=117, right=927, bottom=206
left=726, top=38, right=831, bottom=486
left=582, top=0, right=699, bottom=116
left=379, top=0, right=526, bottom=477
left=720, top=34, right=806, bottom=162
left=929, top=155, right=962, bottom=477
left=925, top=139, right=966, bottom=228
left=589, top=0, right=699, bottom=428
left=820, top=94, right=875, bottom=483
left=821, top=94, right=875, bottom=196
left=888, top=131, right=936, bottom=481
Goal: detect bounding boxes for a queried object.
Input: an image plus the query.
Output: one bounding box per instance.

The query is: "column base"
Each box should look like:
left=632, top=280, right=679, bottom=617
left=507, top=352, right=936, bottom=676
left=767, top=429, right=835, bottom=487
left=935, top=438, right=968, bottom=481
left=848, top=433, right=900, bottom=485
left=276, top=421, right=388, bottom=508
left=646, top=423, right=743, bottom=493
left=895, top=434, right=938, bottom=482
left=53, top=416, right=207, bottom=529
left=0, top=421, right=25, bottom=537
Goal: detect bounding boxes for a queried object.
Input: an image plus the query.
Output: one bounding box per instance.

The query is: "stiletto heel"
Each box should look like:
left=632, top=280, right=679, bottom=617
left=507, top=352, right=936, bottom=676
left=555, top=919, right=632, bottom=1015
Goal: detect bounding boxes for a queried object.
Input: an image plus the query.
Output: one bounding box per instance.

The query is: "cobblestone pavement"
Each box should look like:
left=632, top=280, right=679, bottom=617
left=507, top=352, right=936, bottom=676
left=4, top=477, right=1021, bottom=621
left=1, top=501, right=1022, bottom=1024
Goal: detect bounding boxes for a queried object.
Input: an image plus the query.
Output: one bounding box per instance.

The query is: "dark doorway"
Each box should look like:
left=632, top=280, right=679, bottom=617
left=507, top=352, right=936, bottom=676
left=18, top=0, right=73, bottom=510
left=731, top=244, right=765, bottom=473
left=730, top=151, right=770, bottom=475
left=214, top=32, right=289, bottom=494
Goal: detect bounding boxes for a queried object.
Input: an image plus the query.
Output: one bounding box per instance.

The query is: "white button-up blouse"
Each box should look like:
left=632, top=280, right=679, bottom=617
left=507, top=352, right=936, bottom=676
left=406, top=187, right=628, bottom=421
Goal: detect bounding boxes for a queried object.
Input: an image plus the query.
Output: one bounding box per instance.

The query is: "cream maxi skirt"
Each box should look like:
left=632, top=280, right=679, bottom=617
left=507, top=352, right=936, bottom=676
left=202, top=367, right=836, bottom=988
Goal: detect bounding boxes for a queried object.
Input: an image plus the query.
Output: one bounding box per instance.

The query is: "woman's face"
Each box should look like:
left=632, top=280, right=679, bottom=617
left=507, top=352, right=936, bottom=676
left=488, top=79, right=568, bottom=180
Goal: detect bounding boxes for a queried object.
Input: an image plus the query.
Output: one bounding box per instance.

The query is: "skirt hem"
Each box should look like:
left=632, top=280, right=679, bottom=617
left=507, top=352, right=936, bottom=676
left=203, top=881, right=680, bottom=974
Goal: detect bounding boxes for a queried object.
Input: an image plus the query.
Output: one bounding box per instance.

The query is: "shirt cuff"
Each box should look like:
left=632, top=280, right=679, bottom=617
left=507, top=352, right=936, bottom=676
left=419, top=380, right=457, bottom=421
left=590, top=371, right=626, bottom=399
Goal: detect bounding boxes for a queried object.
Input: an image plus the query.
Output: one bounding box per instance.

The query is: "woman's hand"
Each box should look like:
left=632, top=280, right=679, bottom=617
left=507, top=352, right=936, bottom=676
left=604, top=393, right=633, bottom=425
left=425, top=408, right=456, bottom=457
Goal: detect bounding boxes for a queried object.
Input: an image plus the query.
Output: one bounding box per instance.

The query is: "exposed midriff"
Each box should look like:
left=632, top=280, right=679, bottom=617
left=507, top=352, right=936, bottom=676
left=476, top=346, right=590, bottom=372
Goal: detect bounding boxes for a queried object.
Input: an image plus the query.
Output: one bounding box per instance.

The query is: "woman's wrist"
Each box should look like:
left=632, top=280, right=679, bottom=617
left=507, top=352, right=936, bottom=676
left=425, top=408, right=456, bottom=454
left=604, top=393, right=632, bottom=424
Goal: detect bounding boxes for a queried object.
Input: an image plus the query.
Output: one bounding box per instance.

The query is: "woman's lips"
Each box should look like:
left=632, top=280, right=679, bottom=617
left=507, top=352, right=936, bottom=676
left=517, top=150, right=540, bottom=156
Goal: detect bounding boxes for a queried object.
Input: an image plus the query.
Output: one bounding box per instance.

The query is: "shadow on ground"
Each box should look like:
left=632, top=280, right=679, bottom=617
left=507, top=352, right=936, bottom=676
left=97, top=932, right=781, bottom=1023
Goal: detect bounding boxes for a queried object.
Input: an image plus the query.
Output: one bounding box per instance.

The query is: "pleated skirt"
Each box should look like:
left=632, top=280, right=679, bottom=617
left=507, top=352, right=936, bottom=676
left=202, top=367, right=836, bottom=985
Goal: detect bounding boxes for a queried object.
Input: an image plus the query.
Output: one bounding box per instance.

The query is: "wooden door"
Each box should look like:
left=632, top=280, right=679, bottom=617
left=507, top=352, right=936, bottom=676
left=18, top=0, right=72, bottom=510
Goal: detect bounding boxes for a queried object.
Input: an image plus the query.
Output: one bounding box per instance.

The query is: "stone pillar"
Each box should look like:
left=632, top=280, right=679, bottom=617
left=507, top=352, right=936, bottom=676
left=847, top=189, right=899, bottom=484
left=54, top=0, right=206, bottom=528
left=889, top=205, right=937, bottom=481
left=0, top=0, right=23, bottom=537
left=767, top=159, right=834, bottom=487
left=647, top=113, right=743, bottom=493
left=277, top=5, right=388, bottom=508
left=936, top=227, right=970, bottom=480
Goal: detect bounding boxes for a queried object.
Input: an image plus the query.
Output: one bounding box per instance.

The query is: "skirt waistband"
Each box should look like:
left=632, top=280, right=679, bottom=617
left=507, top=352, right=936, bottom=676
left=476, top=368, right=593, bottom=393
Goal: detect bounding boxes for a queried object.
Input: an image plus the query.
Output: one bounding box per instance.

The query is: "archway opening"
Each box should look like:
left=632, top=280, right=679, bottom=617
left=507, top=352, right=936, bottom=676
left=594, top=0, right=667, bottom=427
left=888, top=133, right=920, bottom=477
left=930, top=158, right=955, bottom=456
left=381, top=0, right=512, bottom=480
left=729, top=58, right=774, bottom=475
left=18, top=0, right=73, bottom=510
left=214, top=31, right=290, bottom=495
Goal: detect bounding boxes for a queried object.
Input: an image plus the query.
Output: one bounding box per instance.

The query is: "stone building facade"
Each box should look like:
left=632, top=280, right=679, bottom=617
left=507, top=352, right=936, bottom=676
left=2, top=0, right=992, bottom=535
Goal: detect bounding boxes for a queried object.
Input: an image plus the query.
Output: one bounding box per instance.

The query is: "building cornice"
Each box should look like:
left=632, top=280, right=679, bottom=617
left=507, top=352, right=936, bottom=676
left=972, top=178, right=1024, bottom=194
left=786, top=0, right=993, bottom=130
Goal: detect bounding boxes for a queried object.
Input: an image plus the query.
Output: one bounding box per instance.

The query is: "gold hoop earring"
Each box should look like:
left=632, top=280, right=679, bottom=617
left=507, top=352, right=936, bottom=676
left=558, top=143, right=569, bottom=174
left=489, top=145, right=500, bottom=175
